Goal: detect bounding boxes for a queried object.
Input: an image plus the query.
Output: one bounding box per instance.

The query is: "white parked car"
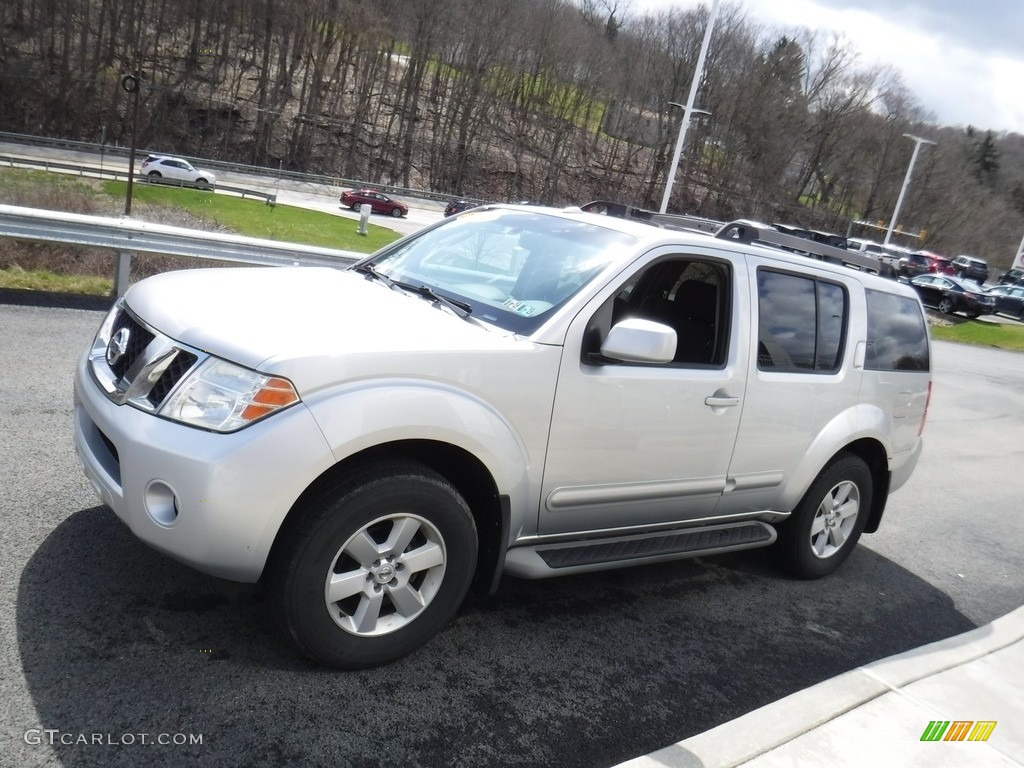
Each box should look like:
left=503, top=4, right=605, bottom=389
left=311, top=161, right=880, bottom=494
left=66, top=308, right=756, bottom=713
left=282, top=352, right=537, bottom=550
left=139, top=155, right=216, bottom=188
left=74, top=206, right=932, bottom=668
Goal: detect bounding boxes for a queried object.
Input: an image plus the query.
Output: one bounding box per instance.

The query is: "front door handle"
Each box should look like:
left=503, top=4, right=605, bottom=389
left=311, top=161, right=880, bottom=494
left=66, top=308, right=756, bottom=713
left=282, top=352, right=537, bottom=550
left=705, top=394, right=740, bottom=408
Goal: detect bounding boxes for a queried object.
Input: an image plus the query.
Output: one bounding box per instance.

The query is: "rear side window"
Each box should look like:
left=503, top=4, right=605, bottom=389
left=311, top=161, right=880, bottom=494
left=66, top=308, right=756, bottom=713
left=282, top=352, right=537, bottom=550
left=757, top=270, right=847, bottom=372
left=865, top=289, right=930, bottom=371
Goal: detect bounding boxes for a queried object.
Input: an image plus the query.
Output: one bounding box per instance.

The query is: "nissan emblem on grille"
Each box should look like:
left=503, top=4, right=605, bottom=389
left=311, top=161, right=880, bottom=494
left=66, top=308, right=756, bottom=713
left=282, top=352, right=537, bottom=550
left=106, top=327, right=130, bottom=367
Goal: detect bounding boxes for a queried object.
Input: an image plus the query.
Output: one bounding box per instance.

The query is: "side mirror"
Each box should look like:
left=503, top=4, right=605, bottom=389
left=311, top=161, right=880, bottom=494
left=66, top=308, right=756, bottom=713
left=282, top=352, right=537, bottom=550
left=600, top=318, right=676, bottom=363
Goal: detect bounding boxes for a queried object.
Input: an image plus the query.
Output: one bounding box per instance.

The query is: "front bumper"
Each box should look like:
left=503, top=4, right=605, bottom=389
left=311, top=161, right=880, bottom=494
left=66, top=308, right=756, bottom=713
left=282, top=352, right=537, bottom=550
left=73, top=353, right=335, bottom=582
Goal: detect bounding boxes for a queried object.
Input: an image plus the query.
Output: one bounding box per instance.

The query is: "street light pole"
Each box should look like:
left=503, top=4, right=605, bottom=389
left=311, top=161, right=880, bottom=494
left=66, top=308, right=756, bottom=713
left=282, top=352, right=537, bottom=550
left=659, top=0, right=720, bottom=214
left=662, top=102, right=710, bottom=211
left=883, top=133, right=936, bottom=245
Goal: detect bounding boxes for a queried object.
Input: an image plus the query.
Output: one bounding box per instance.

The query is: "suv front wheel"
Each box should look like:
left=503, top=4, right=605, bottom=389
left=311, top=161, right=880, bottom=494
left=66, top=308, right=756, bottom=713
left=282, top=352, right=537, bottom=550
left=270, top=460, right=478, bottom=668
left=773, top=454, right=872, bottom=579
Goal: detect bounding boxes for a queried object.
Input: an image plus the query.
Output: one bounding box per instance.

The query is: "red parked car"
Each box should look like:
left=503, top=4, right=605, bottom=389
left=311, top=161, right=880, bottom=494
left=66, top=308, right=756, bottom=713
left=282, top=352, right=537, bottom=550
left=927, top=255, right=955, bottom=275
left=899, top=251, right=955, bottom=279
left=340, top=189, right=408, bottom=218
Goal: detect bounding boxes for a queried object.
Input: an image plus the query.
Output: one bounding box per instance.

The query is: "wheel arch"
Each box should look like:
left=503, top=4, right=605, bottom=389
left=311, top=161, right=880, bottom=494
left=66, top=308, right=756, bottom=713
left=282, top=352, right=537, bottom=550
left=264, top=439, right=508, bottom=596
left=833, top=437, right=890, bottom=534
left=780, top=404, right=893, bottom=517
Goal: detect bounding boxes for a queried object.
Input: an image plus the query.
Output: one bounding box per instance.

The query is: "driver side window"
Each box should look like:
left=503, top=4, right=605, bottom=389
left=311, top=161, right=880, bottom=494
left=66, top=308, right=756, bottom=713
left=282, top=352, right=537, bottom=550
left=584, top=257, right=730, bottom=366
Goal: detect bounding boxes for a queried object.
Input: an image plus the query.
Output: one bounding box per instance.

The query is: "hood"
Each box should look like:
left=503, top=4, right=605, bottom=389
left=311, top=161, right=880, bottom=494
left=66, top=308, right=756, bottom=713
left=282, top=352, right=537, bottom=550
left=124, top=267, right=519, bottom=375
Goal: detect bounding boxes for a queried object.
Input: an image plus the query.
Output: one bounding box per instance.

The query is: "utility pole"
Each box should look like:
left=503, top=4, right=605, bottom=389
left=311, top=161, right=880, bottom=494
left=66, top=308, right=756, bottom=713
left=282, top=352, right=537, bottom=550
left=121, top=72, right=142, bottom=216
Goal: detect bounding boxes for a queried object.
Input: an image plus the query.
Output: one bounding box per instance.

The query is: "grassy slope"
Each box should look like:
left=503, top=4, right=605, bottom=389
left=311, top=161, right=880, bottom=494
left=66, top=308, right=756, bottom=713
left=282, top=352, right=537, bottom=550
left=99, top=181, right=399, bottom=252
left=0, top=265, right=113, bottom=295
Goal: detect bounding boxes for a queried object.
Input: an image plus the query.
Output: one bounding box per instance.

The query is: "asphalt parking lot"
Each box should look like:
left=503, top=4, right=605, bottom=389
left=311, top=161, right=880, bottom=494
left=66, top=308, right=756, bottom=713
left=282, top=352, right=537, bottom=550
left=1, top=299, right=1022, bottom=768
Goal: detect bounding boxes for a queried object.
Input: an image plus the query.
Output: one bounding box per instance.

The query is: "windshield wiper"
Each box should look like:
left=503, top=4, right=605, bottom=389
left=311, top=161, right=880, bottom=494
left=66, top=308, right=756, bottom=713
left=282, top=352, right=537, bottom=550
left=355, top=265, right=481, bottom=323
left=395, top=281, right=473, bottom=318
left=352, top=263, right=396, bottom=289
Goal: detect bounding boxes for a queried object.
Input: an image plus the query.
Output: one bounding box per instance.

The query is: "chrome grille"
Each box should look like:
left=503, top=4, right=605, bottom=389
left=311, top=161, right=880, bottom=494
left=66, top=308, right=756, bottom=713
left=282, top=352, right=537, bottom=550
left=147, top=350, right=199, bottom=406
left=108, top=311, right=154, bottom=379
left=89, top=302, right=206, bottom=412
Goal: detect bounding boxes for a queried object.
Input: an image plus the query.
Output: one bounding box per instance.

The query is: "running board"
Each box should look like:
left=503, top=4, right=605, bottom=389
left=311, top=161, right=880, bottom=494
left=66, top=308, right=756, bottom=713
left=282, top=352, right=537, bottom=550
left=503, top=521, right=776, bottom=579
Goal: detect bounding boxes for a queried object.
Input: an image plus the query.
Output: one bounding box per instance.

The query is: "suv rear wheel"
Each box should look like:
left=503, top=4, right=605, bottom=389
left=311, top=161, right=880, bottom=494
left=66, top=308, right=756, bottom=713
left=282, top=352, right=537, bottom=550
left=270, top=461, right=478, bottom=668
left=773, top=454, right=872, bottom=579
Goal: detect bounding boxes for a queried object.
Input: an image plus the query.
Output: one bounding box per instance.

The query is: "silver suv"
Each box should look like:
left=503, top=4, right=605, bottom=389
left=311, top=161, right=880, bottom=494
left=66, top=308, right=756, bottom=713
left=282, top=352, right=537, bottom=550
left=951, top=254, right=989, bottom=284
left=74, top=206, right=932, bottom=668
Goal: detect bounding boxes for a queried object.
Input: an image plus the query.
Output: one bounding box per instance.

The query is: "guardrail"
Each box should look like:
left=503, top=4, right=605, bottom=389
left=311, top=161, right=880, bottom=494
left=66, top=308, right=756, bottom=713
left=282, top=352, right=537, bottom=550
left=0, top=153, right=278, bottom=205
left=0, top=204, right=362, bottom=297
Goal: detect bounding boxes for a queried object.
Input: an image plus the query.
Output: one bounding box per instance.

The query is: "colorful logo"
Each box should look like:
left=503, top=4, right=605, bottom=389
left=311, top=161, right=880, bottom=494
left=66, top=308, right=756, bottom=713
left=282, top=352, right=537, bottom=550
left=920, top=721, right=997, bottom=742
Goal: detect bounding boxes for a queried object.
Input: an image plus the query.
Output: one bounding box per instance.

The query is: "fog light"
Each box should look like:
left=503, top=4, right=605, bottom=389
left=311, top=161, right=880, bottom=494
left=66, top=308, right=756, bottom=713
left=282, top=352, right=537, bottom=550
left=145, top=480, right=179, bottom=527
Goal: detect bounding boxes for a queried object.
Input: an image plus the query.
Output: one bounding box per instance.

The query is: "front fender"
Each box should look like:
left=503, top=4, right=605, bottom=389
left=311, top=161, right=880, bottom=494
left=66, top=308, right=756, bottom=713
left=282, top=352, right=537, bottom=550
left=303, top=379, right=542, bottom=537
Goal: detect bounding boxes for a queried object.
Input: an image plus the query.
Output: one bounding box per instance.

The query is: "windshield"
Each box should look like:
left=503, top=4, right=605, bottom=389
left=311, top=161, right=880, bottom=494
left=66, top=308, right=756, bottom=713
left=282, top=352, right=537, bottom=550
left=362, top=207, right=637, bottom=334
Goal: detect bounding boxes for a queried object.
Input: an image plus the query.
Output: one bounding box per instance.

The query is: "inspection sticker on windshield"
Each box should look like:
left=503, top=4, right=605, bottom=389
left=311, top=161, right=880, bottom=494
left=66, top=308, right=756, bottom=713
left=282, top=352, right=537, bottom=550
left=503, top=298, right=537, bottom=316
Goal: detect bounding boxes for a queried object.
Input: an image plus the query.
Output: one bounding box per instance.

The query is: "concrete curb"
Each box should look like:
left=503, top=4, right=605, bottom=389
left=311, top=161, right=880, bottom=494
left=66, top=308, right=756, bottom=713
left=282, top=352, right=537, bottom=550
left=617, top=605, right=1024, bottom=768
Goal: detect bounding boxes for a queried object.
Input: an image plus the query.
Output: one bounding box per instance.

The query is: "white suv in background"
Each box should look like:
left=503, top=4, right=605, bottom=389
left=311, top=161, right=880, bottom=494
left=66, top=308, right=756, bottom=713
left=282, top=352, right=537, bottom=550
left=847, top=238, right=911, bottom=274
left=139, top=155, right=217, bottom=189
left=74, top=205, right=932, bottom=668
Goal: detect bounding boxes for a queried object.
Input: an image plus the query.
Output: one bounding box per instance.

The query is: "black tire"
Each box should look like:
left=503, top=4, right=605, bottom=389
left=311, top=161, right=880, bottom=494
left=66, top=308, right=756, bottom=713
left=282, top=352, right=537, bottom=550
left=349, top=203, right=360, bottom=211
left=938, top=297, right=953, bottom=314
left=195, top=177, right=209, bottom=189
left=772, top=454, right=872, bottom=579
left=270, top=460, right=477, bottom=668
left=391, top=207, right=403, bottom=218
left=967, top=312, right=980, bottom=319
left=147, top=171, right=161, bottom=180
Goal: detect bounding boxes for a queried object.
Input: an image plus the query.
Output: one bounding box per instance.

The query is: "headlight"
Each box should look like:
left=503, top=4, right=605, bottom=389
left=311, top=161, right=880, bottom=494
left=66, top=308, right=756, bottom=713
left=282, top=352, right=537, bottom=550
left=158, top=358, right=299, bottom=432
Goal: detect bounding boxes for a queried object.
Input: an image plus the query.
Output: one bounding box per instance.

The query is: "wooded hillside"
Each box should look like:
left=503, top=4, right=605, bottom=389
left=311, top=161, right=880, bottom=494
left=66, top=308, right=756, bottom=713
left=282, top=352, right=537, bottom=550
left=2, top=0, right=1023, bottom=267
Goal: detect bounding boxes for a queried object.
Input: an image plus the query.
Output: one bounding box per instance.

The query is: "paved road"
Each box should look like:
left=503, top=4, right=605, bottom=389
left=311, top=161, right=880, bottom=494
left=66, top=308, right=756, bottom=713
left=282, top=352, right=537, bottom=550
left=0, top=140, right=444, bottom=237
left=1, top=300, right=1022, bottom=768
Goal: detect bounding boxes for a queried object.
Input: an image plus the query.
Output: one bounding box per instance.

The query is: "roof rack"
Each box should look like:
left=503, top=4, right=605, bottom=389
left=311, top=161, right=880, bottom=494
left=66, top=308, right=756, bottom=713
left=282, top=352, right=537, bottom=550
left=579, top=200, right=721, bottom=234
left=580, top=201, right=886, bottom=276
left=771, top=222, right=849, bottom=250
left=715, top=220, right=884, bottom=274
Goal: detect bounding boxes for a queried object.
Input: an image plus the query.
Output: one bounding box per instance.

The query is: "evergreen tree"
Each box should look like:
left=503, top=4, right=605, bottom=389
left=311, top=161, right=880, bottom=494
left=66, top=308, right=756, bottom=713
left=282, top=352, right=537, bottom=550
left=972, top=129, right=1000, bottom=183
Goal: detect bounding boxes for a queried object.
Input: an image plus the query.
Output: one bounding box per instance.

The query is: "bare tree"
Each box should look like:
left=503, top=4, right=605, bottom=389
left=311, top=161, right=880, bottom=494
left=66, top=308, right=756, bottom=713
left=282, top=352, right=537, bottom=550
left=1, top=0, right=1022, bottom=261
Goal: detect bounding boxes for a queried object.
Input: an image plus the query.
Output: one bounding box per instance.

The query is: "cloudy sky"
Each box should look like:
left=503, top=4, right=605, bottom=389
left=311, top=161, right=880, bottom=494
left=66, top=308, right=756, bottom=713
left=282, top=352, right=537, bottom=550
left=630, top=0, right=1024, bottom=135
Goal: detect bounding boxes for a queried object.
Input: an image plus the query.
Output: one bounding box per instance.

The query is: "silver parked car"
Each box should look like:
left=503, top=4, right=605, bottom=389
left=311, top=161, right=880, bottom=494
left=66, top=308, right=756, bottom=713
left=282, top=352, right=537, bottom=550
left=74, top=206, right=931, bottom=668
left=951, top=254, right=990, bottom=284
